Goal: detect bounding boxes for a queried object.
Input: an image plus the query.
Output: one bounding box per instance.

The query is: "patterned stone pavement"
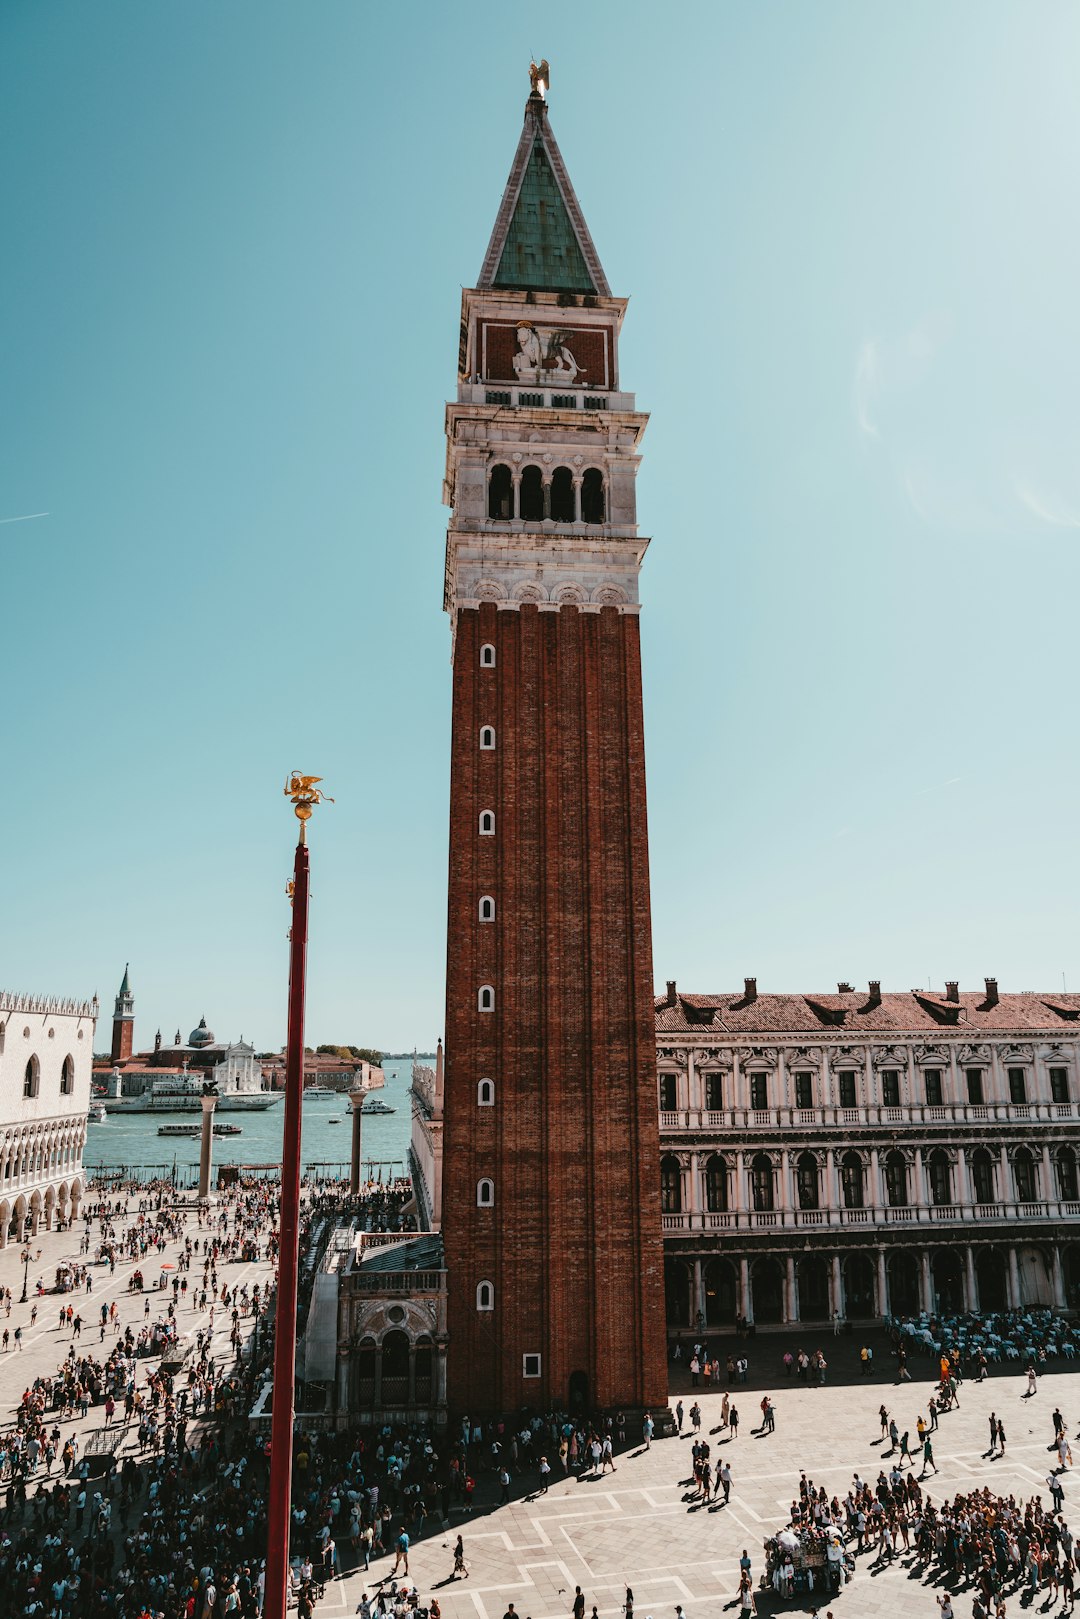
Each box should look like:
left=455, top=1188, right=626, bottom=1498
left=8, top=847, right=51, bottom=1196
left=344, top=1343, right=1080, bottom=1619
left=3, top=1225, right=1077, bottom=1619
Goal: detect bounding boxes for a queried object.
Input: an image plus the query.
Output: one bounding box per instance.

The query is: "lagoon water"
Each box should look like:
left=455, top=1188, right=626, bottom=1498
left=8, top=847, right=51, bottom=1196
left=83, top=1058, right=418, bottom=1183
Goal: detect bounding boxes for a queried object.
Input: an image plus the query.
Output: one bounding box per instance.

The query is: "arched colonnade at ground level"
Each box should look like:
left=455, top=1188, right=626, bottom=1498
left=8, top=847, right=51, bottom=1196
left=665, top=1239, right=1076, bottom=1327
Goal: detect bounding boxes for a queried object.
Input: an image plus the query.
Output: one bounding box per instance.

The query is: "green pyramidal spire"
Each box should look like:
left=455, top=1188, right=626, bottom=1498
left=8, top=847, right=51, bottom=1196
left=478, top=90, right=610, bottom=297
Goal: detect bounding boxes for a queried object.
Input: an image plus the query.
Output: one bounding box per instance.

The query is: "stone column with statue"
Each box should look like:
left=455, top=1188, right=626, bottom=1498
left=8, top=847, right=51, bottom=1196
left=348, top=1081, right=367, bottom=1195
left=198, top=1082, right=218, bottom=1199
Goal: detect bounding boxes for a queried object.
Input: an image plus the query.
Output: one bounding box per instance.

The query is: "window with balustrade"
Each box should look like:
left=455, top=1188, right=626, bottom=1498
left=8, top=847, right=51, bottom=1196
left=1008, top=1068, right=1027, bottom=1104
left=704, top=1072, right=723, bottom=1111
left=660, top=1155, right=682, bottom=1213
left=929, top=1149, right=953, bottom=1205
left=1013, top=1149, right=1037, bottom=1202
left=658, top=1073, right=676, bottom=1112
left=881, top=1071, right=900, bottom=1107
left=705, top=1154, right=728, bottom=1212
left=750, top=1073, right=768, bottom=1110
left=1051, top=1067, right=1071, bottom=1104
left=794, top=1072, right=813, bottom=1109
left=797, top=1152, right=819, bottom=1210
left=838, top=1071, right=857, bottom=1108
left=966, top=1068, right=984, bottom=1105
left=924, top=1069, right=943, bottom=1105
left=885, top=1150, right=908, bottom=1207
left=841, top=1151, right=864, bottom=1209
left=488, top=464, right=513, bottom=519
left=751, top=1154, right=774, bottom=1212
left=971, top=1148, right=995, bottom=1204
left=1056, top=1148, right=1078, bottom=1201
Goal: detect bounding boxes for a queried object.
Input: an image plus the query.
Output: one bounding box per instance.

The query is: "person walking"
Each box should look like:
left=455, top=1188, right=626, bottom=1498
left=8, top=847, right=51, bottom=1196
left=729, top=1406, right=740, bottom=1440
left=675, top=1400, right=684, bottom=1433
left=720, top=1461, right=732, bottom=1503
left=572, top=1587, right=586, bottom=1619
left=987, top=1412, right=997, bottom=1457
left=642, top=1413, right=654, bottom=1450
left=452, top=1535, right=468, bottom=1579
left=996, top=1417, right=1007, bottom=1456
left=921, top=1434, right=937, bottom=1476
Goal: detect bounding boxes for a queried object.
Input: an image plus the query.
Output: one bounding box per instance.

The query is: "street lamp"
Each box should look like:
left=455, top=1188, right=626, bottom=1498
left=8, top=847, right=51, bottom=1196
left=20, top=1244, right=31, bottom=1305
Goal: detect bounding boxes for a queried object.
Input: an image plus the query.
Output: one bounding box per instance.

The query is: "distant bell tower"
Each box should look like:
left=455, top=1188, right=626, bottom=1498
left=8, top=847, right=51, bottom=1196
left=110, top=964, right=135, bottom=1063
left=440, top=67, right=668, bottom=1417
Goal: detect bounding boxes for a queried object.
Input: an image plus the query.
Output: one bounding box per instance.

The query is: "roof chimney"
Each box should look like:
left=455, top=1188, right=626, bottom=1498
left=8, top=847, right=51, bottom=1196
left=743, top=976, right=757, bottom=1003
left=867, top=980, right=881, bottom=1006
left=984, top=977, right=999, bottom=1007
left=665, top=980, right=677, bottom=1007
left=945, top=980, right=959, bottom=1002
left=837, top=981, right=854, bottom=995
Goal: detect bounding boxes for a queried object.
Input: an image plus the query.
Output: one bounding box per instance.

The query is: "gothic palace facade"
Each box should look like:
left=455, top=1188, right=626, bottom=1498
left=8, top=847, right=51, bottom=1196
left=657, top=978, right=1080, bottom=1330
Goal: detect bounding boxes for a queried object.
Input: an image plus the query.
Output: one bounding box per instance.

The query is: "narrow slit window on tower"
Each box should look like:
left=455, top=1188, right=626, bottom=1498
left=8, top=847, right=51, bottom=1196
left=550, top=466, right=574, bottom=523
left=479, top=726, right=496, bottom=750
left=478, top=810, right=495, bottom=836
left=476, top=1280, right=494, bottom=1311
left=488, top=463, right=513, bottom=519
left=479, top=895, right=495, bottom=923
left=581, top=467, right=606, bottom=524
left=476, top=1178, right=494, bottom=1207
left=522, top=1352, right=541, bottom=1378
left=480, top=643, right=496, bottom=668
left=519, top=464, right=544, bottom=522
left=478, top=985, right=495, bottom=1012
left=477, top=1078, right=494, bottom=1106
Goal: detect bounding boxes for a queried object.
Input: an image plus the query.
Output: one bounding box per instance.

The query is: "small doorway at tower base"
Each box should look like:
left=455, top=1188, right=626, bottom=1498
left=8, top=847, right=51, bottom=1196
left=568, top=1371, right=589, bottom=1413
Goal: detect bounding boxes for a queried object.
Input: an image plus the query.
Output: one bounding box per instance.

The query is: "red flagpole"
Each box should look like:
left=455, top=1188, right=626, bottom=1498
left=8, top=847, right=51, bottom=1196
left=264, top=832, right=310, bottom=1619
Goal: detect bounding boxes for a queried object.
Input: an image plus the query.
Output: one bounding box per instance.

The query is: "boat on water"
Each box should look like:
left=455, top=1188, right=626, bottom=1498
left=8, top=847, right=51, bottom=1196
left=362, top=1099, right=396, bottom=1115
left=157, top=1122, right=244, bottom=1137
left=303, top=1085, right=339, bottom=1099
left=327, top=1117, right=342, bottom=1125
left=103, top=1073, right=281, bottom=1114
left=88, top=1103, right=107, bottom=1124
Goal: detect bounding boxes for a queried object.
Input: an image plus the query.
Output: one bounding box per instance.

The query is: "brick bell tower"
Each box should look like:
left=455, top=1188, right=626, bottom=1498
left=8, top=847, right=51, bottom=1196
left=441, top=69, right=668, bottom=1418
left=110, top=963, right=134, bottom=1064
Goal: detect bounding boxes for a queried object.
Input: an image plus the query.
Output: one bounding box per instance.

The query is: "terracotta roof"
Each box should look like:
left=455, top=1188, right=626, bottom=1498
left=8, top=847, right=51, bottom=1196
left=654, top=988, right=1080, bottom=1036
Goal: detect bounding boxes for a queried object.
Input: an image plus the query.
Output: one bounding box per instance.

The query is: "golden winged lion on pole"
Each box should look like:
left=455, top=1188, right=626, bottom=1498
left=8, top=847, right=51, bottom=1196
left=284, top=773, right=333, bottom=835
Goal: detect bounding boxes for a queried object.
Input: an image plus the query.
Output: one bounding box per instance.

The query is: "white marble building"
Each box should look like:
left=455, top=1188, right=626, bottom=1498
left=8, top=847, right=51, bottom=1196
left=0, top=990, right=97, bottom=1243
left=657, top=979, right=1080, bottom=1329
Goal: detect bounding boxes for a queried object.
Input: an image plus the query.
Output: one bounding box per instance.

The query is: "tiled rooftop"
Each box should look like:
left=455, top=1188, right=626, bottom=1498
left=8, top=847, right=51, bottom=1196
left=655, top=986, right=1080, bottom=1035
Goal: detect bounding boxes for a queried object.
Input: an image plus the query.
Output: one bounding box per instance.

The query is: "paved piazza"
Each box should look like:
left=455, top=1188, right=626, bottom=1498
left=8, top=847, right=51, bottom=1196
left=3, top=1220, right=1079, bottom=1619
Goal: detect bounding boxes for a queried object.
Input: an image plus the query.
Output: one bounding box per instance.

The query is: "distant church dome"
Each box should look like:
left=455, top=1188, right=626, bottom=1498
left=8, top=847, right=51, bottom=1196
left=189, top=1016, right=215, bottom=1048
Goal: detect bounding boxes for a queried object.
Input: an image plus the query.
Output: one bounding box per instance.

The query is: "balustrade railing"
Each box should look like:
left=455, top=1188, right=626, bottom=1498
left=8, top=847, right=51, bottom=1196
left=659, top=1100, right=1077, bottom=1132
left=659, top=1198, right=1080, bottom=1234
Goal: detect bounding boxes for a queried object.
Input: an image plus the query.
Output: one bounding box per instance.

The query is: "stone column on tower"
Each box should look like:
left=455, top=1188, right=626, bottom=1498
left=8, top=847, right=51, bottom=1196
left=440, top=75, right=667, bottom=1418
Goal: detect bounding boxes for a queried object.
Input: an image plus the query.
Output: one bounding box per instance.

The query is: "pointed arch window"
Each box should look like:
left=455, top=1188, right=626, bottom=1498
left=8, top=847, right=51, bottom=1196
left=972, top=1148, right=995, bottom=1204
left=480, top=643, right=496, bottom=668
left=60, top=1056, right=74, bottom=1096
left=477, top=1079, right=494, bottom=1107
left=479, top=810, right=495, bottom=836
left=478, top=985, right=494, bottom=1013
left=479, top=895, right=495, bottom=923
left=23, top=1058, right=39, bottom=1099
left=751, top=1153, right=774, bottom=1212
left=928, top=1149, right=953, bottom=1206
left=479, top=726, right=496, bottom=751
left=1013, top=1148, right=1037, bottom=1203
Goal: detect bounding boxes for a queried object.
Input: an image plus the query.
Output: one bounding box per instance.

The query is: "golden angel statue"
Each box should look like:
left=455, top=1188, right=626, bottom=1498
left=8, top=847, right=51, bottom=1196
left=529, top=59, right=550, bottom=98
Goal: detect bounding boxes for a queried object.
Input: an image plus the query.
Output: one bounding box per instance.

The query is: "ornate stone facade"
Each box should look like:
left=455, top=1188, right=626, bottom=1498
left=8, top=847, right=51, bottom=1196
left=0, top=990, right=97, bottom=1243
left=656, top=981, right=1080, bottom=1328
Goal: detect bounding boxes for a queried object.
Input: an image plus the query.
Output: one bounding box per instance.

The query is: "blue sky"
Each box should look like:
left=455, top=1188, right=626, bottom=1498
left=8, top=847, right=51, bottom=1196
left=3, top=2, right=1079, bottom=1052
